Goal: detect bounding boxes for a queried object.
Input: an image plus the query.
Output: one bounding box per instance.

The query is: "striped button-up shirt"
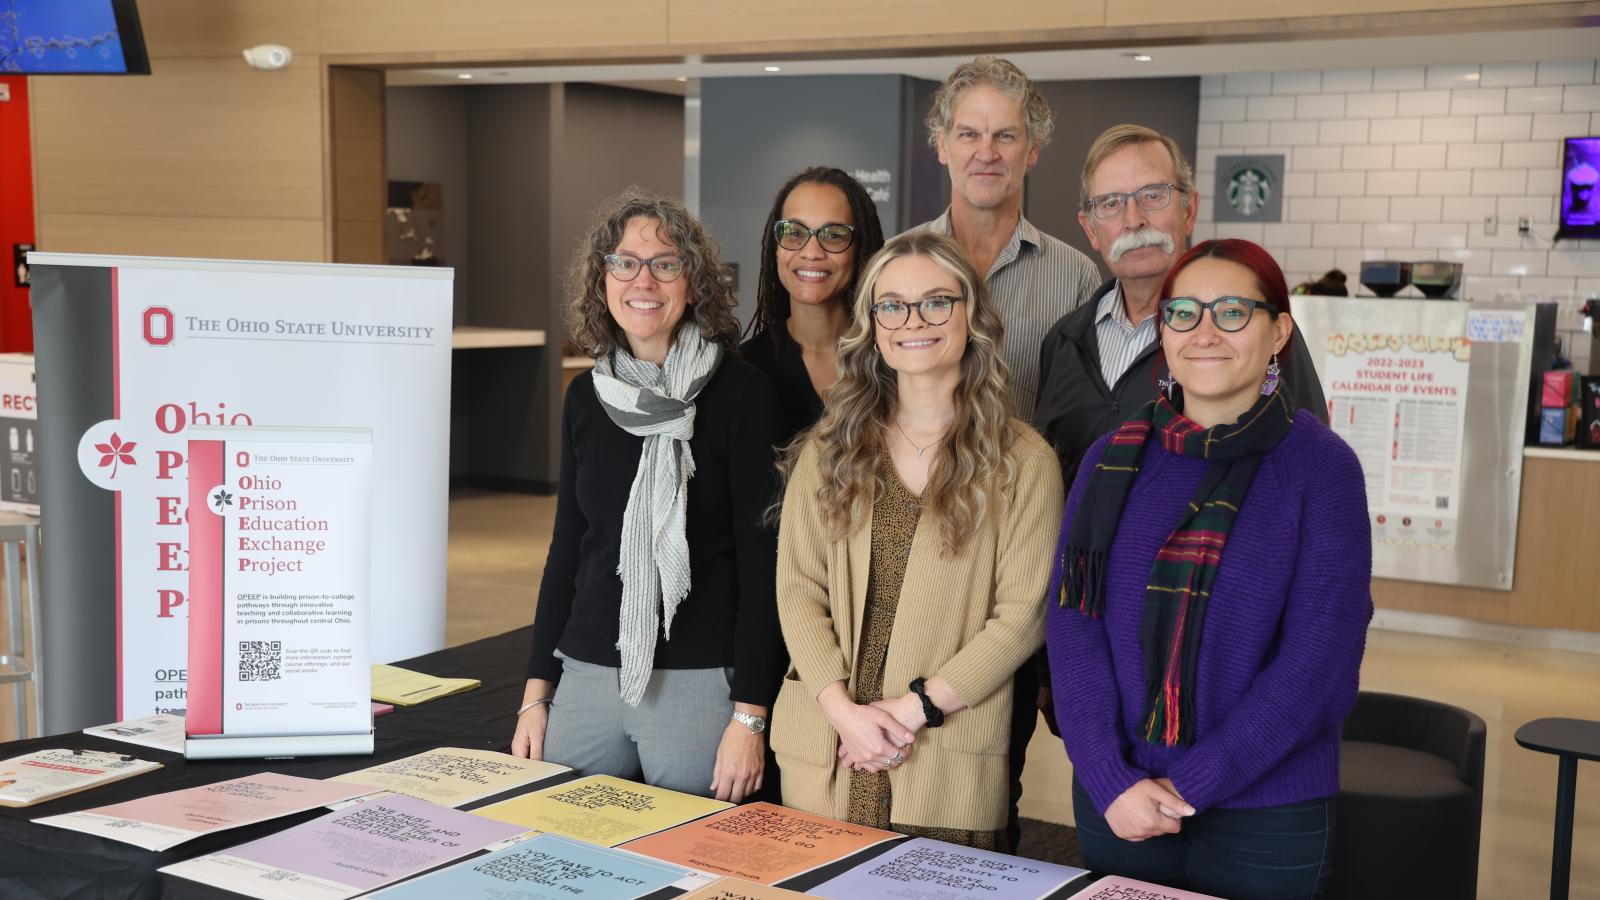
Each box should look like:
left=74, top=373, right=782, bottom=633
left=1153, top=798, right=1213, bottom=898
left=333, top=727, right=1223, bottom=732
left=1094, top=282, right=1160, bottom=389
left=909, top=210, right=1102, bottom=415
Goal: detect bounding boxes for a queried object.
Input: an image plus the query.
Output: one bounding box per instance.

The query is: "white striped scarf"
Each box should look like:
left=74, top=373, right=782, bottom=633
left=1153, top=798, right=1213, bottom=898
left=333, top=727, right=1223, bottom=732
left=590, top=322, right=722, bottom=706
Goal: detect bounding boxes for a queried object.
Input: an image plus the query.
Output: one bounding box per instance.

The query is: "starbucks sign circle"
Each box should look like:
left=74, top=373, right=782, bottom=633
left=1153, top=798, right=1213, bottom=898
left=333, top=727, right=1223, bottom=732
left=1213, top=155, right=1285, bottom=222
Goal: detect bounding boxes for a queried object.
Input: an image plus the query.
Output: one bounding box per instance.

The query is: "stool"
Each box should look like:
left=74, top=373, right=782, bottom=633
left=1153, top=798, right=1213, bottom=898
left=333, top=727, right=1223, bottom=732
left=1327, top=691, right=1485, bottom=900
left=0, top=511, right=42, bottom=740
left=1515, top=717, right=1600, bottom=900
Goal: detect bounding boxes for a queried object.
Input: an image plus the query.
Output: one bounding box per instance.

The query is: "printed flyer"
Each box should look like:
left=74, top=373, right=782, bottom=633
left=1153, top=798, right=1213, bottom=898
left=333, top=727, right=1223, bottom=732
left=0, top=749, right=160, bottom=807
left=1071, top=875, right=1224, bottom=899
left=810, top=838, right=1087, bottom=900
left=678, top=878, right=813, bottom=900
left=185, top=427, right=372, bottom=743
left=1323, top=331, right=1471, bottom=551
left=81, top=714, right=186, bottom=752
left=330, top=747, right=569, bottom=808
left=473, top=774, right=732, bottom=846
left=369, top=832, right=696, bottom=899
left=159, top=794, right=527, bottom=900
left=35, top=771, right=375, bottom=851
left=622, top=802, right=898, bottom=884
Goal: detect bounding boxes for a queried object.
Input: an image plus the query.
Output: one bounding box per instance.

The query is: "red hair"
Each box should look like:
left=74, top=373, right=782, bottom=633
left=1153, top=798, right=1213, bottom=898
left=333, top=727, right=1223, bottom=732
left=1155, top=238, right=1294, bottom=380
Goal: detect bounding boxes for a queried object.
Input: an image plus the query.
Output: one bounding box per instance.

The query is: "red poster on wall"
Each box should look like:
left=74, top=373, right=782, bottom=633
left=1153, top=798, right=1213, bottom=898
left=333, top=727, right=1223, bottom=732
left=0, top=75, right=35, bottom=352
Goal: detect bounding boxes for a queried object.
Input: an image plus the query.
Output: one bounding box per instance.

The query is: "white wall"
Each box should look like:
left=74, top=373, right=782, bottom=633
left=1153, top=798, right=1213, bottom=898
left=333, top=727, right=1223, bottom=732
left=1193, top=60, right=1600, bottom=367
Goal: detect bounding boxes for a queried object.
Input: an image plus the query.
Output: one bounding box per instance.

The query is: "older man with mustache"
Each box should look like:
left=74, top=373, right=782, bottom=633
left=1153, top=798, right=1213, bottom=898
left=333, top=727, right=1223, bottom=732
left=1034, top=124, right=1327, bottom=489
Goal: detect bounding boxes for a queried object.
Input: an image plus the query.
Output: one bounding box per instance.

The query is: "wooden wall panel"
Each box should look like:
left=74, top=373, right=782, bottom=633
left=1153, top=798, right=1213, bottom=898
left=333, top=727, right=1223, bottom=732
left=1373, top=456, right=1600, bottom=633
left=134, top=0, right=320, bottom=59
left=329, top=67, right=386, bottom=264
left=36, top=213, right=325, bottom=261
left=318, top=0, right=667, bottom=56
left=31, top=58, right=324, bottom=221
left=667, top=0, right=1105, bottom=45
left=1106, top=0, right=1581, bottom=27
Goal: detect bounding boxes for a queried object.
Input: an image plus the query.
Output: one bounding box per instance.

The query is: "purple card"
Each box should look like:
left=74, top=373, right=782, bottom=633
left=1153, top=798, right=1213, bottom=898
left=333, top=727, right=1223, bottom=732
left=808, top=838, right=1087, bottom=900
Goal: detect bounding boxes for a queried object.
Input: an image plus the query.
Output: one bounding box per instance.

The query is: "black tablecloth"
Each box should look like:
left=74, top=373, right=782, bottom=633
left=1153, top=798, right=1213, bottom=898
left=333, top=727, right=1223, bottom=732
left=0, top=627, right=1097, bottom=900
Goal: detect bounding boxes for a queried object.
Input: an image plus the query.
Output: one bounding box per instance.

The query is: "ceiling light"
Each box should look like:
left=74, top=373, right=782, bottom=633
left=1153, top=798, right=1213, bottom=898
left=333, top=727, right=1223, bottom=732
left=675, top=76, right=688, bottom=83
left=763, top=65, right=781, bottom=73
left=457, top=73, right=474, bottom=79
left=1130, top=54, right=1153, bottom=63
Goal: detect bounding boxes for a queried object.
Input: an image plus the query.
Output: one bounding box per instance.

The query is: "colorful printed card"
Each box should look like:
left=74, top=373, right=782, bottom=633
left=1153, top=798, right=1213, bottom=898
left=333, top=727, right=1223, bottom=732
left=35, top=771, right=375, bottom=851
left=369, top=832, right=696, bottom=899
left=1071, top=875, right=1225, bottom=899
left=677, top=878, right=813, bottom=900
left=0, top=749, right=161, bottom=808
left=158, top=794, right=527, bottom=900
left=472, top=774, right=731, bottom=846
left=622, top=802, right=898, bottom=884
left=809, top=837, right=1088, bottom=900
left=371, top=664, right=480, bottom=706
left=330, top=747, right=568, bottom=808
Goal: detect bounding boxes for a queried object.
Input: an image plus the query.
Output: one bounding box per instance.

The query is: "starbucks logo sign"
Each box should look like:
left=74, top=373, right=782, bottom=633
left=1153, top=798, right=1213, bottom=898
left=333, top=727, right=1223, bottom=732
left=1213, top=155, right=1285, bottom=223
left=1226, top=166, right=1273, bottom=216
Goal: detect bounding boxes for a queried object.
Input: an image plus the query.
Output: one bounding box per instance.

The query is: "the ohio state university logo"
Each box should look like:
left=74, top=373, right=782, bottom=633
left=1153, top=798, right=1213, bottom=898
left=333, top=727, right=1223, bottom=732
left=143, top=306, right=175, bottom=346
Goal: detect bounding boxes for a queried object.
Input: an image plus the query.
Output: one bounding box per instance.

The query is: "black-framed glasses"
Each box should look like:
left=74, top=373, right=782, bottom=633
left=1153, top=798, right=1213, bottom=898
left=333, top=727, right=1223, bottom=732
left=773, top=220, right=856, bottom=253
left=1084, top=182, right=1185, bottom=220
left=872, top=296, right=962, bottom=330
left=1161, top=296, right=1281, bottom=333
left=603, top=252, right=686, bottom=282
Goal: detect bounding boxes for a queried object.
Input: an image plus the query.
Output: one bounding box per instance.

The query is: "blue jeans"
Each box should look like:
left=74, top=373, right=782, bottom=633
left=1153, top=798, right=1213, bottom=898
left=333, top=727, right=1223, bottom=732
left=1073, top=779, right=1334, bottom=900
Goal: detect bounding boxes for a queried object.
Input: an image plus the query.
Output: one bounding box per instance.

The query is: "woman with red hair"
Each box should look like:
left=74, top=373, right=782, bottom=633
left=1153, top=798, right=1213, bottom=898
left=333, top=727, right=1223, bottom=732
left=1044, top=240, right=1372, bottom=899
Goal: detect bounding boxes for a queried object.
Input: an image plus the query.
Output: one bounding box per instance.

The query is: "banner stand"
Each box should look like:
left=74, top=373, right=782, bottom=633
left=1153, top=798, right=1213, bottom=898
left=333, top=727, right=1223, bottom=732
left=184, top=426, right=375, bottom=759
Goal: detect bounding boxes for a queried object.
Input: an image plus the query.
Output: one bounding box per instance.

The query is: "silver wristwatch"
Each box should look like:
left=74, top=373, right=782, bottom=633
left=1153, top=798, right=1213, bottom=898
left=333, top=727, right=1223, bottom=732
left=731, top=711, right=768, bottom=734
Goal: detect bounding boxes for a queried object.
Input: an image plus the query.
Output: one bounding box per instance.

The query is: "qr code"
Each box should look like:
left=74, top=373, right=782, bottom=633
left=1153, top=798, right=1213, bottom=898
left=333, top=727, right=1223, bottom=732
left=1435, top=496, right=1449, bottom=510
left=239, top=641, right=282, bottom=681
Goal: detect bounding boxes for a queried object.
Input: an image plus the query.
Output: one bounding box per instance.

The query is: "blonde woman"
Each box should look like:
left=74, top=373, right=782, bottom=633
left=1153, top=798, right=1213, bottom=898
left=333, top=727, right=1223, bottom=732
left=772, top=231, right=1063, bottom=849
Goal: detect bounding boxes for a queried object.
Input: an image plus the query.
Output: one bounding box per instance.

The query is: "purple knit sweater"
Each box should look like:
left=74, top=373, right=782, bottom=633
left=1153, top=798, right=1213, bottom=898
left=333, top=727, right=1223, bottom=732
left=1046, top=410, right=1373, bottom=816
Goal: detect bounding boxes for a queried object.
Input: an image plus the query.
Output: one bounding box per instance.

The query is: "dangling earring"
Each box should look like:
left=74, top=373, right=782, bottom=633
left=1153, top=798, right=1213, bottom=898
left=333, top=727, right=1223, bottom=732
left=1158, top=373, right=1176, bottom=401
left=1262, top=354, right=1281, bottom=395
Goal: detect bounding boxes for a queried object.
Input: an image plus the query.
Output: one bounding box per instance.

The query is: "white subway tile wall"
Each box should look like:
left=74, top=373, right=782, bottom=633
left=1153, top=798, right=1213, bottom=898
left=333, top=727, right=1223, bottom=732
left=1195, top=60, right=1600, bottom=299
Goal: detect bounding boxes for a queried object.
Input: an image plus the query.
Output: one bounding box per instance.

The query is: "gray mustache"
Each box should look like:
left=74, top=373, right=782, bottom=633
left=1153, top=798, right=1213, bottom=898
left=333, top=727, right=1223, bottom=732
left=1108, top=228, right=1174, bottom=262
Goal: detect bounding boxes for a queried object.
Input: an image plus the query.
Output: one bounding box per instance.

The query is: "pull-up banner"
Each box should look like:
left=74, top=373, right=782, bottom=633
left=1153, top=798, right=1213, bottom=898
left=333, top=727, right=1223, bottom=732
left=30, top=253, right=452, bottom=732
left=186, top=426, right=374, bottom=758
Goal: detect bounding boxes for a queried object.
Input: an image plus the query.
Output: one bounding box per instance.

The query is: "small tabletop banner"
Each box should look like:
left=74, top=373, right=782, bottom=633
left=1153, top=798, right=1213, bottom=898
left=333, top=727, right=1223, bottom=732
left=185, top=425, right=374, bottom=758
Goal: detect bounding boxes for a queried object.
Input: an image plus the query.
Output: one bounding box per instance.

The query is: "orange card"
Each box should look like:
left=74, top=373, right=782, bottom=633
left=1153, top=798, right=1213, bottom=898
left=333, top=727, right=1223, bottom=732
left=621, top=802, right=897, bottom=884
left=676, top=877, right=812, bottom=900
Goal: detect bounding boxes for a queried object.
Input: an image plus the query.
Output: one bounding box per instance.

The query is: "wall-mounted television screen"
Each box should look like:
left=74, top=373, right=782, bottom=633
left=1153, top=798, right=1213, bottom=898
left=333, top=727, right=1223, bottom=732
left=1560, top=136, right=1600, bottom=239
left=0, top=0, right=150, bottom=75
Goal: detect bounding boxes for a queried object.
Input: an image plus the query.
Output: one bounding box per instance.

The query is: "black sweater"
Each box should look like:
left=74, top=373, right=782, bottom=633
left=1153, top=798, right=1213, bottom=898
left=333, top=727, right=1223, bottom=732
left=526, top=359, right=787, bottom=707
left=740, top=326, right=825, bottom=449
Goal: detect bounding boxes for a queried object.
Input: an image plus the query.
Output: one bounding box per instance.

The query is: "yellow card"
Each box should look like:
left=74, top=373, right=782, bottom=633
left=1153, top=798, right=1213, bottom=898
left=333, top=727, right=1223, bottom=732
left=370, top=664, right=480, bottom=706
left=330, top=748, right=569, bottom=808
left=472, top=774, right=732, bottom=846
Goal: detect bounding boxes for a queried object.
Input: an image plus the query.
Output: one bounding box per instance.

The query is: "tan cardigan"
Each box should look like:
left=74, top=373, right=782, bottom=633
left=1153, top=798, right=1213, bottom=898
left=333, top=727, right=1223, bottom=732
left=772, top=421, right=1064, bottom=831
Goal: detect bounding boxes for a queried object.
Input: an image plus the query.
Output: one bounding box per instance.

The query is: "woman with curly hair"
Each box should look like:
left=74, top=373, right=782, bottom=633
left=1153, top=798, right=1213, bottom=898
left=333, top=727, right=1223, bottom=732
left=741, top=167, right=885, bottom=445
left=512, top=189, right=785, bottom=803
left=771, top=230, right=1063, bottom=849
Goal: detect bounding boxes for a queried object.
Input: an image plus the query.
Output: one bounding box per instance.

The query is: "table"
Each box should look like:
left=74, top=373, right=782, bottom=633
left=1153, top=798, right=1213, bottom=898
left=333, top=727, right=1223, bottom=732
left=0, top=627, right=1103, bottom=900
left=1514, top=717, right=1600, bottom=900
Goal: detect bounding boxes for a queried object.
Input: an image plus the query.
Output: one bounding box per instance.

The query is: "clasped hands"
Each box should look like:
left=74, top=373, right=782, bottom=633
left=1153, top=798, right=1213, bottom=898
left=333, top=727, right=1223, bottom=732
left=819, top=685, right=926, bottom=774
left=1104, top=776, right=1196, bottom=841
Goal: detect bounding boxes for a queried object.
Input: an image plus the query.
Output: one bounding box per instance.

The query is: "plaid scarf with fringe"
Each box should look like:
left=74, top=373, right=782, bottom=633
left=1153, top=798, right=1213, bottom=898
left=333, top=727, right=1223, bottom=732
left=1058, top=388, right=1295, bottom=746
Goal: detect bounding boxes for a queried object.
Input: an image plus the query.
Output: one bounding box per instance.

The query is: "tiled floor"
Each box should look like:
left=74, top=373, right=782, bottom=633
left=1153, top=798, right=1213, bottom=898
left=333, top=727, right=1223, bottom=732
left=4, top=488, right=1593, bottom=897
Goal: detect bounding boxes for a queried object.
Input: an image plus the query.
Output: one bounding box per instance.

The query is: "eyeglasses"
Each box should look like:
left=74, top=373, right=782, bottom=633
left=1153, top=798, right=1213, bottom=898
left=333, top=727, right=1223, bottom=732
left=872, top=296, right=962, bottom=330
left=603, top=252, right=686, bottom=282
left=773, top=220, right=856, bottom=254
left=1160, top=296, right=1281, bottom=333
left=1084, top=182, right=1185, bottom=220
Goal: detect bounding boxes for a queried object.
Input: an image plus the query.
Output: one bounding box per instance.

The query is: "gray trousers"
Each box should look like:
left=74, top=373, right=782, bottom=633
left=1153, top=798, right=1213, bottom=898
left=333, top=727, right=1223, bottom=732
left=544, top=653, right=734, bottom=798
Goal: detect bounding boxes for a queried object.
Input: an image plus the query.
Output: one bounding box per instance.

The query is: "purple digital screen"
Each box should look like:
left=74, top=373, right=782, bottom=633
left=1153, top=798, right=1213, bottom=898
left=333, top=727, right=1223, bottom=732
left=1562, top=137, right=1600, bottom=235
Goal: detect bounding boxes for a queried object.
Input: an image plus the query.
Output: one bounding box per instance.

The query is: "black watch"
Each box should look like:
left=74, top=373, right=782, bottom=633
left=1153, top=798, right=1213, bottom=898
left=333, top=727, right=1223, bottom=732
left=909, top=677, right=944, bottom=728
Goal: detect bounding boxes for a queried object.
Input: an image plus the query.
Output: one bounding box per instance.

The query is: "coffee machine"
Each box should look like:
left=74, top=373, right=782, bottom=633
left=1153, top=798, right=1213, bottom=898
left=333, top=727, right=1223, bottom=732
left=1410, top=261, right=1464, bottom=299
left=1359, top=260, right=1411, bottom=297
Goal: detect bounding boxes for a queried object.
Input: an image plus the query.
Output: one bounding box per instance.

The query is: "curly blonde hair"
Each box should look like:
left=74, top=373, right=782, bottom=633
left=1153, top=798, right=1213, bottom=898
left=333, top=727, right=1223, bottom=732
left=566, top=188, right=741, bottom=358
left=785, top=231, right=1019, bottom=555
left=925, top=56, right=1054, bottom=150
